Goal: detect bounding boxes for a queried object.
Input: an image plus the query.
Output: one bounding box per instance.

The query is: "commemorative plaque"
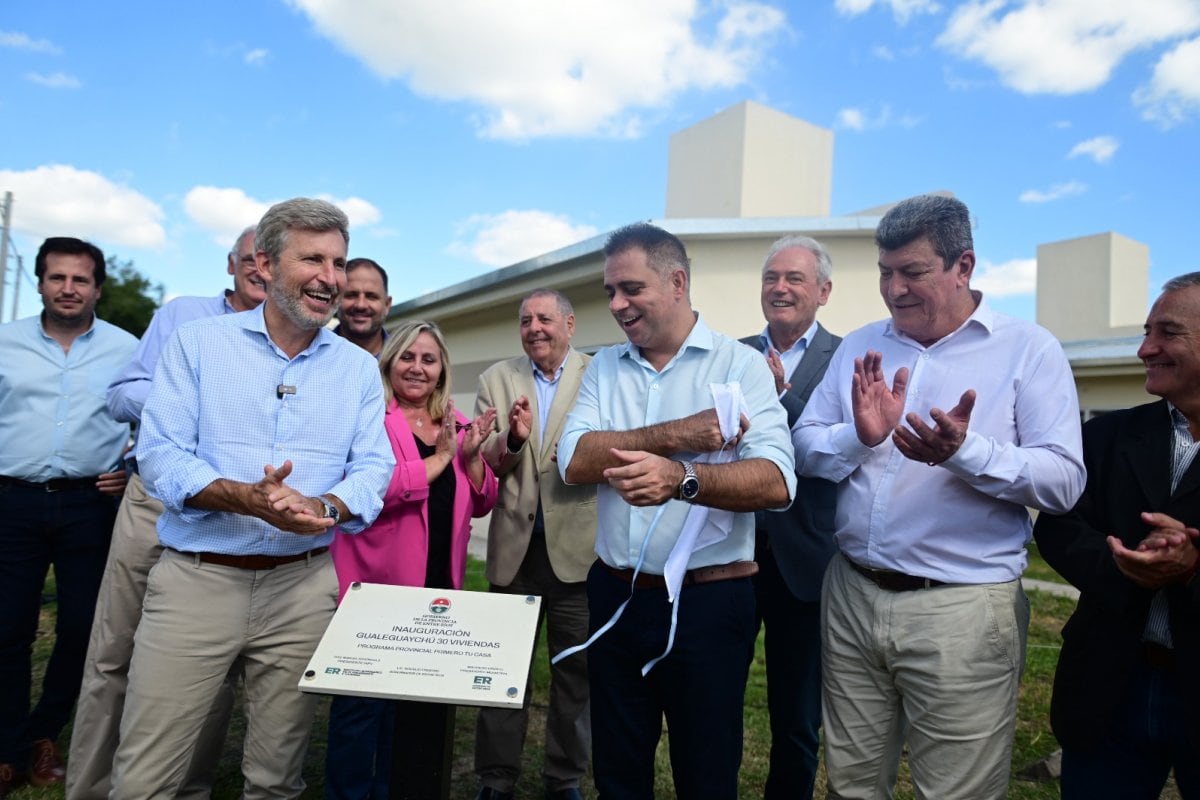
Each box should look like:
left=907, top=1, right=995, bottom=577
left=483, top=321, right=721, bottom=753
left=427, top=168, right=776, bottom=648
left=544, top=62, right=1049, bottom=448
left=299, top=582, right=542, bottom=708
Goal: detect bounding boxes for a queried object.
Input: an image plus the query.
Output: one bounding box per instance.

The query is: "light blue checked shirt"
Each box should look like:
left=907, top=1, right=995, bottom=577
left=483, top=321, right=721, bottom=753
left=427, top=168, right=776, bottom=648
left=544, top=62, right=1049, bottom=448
left=136, top=304, right=395, bottom=556
left=558, top=314, right=796, bottom=572
left=107, top=292, right=237, bottom=424
left=0, top=313, right=136, bottom=481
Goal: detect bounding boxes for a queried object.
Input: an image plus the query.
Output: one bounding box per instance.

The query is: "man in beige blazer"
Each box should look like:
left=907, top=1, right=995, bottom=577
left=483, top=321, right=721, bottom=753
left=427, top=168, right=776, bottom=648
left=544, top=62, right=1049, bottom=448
left=473, top=289, right=597, bottom=800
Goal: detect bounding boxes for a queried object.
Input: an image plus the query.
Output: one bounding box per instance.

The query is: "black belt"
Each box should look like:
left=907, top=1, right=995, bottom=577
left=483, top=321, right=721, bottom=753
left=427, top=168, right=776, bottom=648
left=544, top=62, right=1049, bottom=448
left=172, top=546, right=329, bottom=571
left=0, top=475, right=100, bottom=492
left=844, top=553, right=946, bottom=592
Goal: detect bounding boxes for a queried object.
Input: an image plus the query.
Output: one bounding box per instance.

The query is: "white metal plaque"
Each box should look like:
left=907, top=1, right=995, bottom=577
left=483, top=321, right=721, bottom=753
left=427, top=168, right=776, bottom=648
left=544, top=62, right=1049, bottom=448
left=299, top=582, right=542, bottom=708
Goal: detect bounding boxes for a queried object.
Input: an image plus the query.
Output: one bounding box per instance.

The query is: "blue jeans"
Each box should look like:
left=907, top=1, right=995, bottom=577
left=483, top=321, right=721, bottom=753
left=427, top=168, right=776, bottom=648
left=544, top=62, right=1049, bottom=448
left=325, top=695, right=394, bottom=799
left=586, top=562, right=757, bottom=800
left=1061, top=656, right=1200, bottom=800
left=0, top=482, right=116, bottom=763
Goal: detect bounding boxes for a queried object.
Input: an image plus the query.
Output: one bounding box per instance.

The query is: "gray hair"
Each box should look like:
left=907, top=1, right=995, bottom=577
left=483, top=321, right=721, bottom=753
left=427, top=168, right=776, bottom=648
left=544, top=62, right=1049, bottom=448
left=763, top=235, right=833, bottom=284
left=520, top=288, right=574, bottom=319
left=230, top=225, right=256, bottom=256
left=255, top=198, right=350, bottom=264
left=875, top=194, right=973, bottom=270
left=1162, top=272, right=1200, bottom=294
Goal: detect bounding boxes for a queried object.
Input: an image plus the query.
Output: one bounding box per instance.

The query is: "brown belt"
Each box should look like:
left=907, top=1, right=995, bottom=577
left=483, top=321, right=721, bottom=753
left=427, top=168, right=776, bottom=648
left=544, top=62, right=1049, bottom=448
left=175, top=546, right=329, bottom=571
left=844, top=553, right=946, bottom=592
left=0, top=474, right=100, bottom=492
left=605, top=560, right=758, bottom=589
left=1142, top=642, right=1176, bottom=670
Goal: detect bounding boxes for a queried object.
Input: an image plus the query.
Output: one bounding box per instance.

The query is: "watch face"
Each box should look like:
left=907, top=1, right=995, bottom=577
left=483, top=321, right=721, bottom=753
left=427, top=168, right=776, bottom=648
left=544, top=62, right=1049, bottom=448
left=681, top=477, right=700, bottom=500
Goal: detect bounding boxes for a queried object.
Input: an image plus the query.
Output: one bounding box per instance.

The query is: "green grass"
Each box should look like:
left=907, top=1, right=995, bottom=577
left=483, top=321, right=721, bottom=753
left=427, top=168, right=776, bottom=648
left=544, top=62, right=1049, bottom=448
left=13, top=554, right=1180, bottom=799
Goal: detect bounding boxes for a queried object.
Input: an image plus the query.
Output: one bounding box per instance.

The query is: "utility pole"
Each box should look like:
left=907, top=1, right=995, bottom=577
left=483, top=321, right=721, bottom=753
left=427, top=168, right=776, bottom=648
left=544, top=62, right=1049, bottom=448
left=11, top=254, right=23, bottom=322
left=0, top=191, right=12, bottom=320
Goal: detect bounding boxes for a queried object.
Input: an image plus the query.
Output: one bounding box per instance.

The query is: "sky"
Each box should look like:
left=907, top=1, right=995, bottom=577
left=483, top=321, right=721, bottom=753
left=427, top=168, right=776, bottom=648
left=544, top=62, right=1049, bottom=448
left=3, top=0, right=1199, bottom=325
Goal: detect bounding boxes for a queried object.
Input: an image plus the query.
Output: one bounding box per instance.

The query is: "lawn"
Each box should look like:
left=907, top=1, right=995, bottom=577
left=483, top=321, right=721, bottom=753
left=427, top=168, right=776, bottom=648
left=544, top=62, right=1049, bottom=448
left=13, top=549, right=1180, bottom=799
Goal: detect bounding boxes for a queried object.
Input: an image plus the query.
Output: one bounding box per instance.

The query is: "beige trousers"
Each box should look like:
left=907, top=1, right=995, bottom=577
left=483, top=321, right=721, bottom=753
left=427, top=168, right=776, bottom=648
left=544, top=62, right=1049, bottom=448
left=111, top=548, right=337, bottom=800
left=67, top=473, right=236, bottom=800
left=821, top=554, right=1029, bottom=800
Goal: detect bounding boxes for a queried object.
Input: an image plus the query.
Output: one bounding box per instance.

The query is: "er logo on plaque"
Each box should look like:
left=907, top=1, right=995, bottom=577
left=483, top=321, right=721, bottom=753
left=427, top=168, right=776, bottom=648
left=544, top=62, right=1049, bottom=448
left=430, top=598, right=451, bottom=614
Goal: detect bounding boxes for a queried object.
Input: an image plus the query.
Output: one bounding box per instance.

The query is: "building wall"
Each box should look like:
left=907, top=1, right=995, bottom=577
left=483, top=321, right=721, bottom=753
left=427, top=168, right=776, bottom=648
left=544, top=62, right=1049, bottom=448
left=666, top=100, right=833, bottom=219
left=1037, top=232, right=1148, bottom=341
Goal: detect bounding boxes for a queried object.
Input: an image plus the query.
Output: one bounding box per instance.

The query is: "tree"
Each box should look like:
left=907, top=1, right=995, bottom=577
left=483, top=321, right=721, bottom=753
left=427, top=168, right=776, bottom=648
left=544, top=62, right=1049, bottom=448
left=96, top=256, right=162, bottom=338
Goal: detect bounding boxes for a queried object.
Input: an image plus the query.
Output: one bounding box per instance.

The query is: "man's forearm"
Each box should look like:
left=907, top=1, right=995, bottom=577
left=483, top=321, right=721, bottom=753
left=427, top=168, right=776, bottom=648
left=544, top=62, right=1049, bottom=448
left=693, top=458, right=790, bottom=512
left=185, top=478, right=254, bottom=515
left=565, top=421, right=696, bottom=484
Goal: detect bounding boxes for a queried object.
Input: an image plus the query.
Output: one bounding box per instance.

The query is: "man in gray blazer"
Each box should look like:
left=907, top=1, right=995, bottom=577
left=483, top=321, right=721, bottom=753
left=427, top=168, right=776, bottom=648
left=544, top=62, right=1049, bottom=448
left=741, top=235, right=840, bottom=800
left=473, top=289, right=596, bottom=800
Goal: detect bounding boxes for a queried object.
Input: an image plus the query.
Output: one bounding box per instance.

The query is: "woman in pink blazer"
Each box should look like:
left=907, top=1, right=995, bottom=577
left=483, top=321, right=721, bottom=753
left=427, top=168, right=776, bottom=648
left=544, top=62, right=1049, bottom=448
left=327, top=319, right=498, bottom=800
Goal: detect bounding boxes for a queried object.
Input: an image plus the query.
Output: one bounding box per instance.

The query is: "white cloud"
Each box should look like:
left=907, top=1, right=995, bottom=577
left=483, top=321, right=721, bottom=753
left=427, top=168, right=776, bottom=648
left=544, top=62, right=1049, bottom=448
left=872, top=44, right=896, bottom=60
left=937, top=0, right=1200, bottom=94
left=449, top=210, right=599, bottom=267
left=285, top=0, right=786, bottom=140
left=835, top=104, right=921, bottom=131
left=1019, top=180, right=1087, bottom=203
left=1067, top=135, right=1119, bottom=163
left=1052, top=119, right=1072, bottom=129
left=835, top=0, right=940, bottom=23
left=837, top=108, right=867, bottom=131
left=184, top=188, right=383, bottom=244
left=184, top=187, right=271, bottom=244
left=315, top=194, right=382, bottom=227
left=0, top=165, right=165, bottom=248
left=973, top=257, right=1036, bottom=297
left=244, top=48, right=269, bottom=65
left=26, top=71, right=81, bottom=89
left=0, top=30, right=61, bottom=54
left=1134, top=36, right=1200, bottom=125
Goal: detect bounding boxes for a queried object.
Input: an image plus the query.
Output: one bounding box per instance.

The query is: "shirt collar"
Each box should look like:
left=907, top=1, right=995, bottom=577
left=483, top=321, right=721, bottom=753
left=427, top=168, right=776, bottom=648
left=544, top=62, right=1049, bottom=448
left=36, top=312, right=97, bottom=341
left=530, top=352, right=569, bottom=383
left=883, top=291, right=993, bottom=347
left=243, top=303, right=336, bottom=358
left=759, top=319, right=818, bottom=354
left=617, top=312, right=714, bottom=368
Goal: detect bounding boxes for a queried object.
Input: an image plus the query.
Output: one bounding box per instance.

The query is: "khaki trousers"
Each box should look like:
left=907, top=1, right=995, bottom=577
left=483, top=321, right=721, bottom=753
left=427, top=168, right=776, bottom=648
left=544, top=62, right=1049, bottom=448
left=67, top=473, right=236, bottom=800
left=821, top=554, right=1029, bottom=800
left=111, top=548, right=337, bottom=800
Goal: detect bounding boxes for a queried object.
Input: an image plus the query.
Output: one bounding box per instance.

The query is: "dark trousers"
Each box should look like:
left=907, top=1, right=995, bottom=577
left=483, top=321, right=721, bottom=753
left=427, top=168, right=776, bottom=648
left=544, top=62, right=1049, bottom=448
left=586, top=561, right=756, bottom=800
left=0, top=482, right=116, bottom=763
left=325, top=695, right=394, bottom=800
left=753, top=545, right=823, bottom=800
left=475, top=530, right=590, bottom=792
left=1061, top=657, right=1200, bottom=800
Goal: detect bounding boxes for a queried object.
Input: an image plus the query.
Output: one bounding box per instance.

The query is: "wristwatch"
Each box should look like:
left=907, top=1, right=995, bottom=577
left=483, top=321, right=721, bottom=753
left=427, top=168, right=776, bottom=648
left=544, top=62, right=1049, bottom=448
left=677, top=461, right=700, bottom=502
left=319, top=496, right=341, bottom=525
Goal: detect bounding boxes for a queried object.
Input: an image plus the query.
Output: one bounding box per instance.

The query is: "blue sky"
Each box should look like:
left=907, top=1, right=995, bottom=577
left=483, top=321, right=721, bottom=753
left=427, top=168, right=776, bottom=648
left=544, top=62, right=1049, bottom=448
left=3, top=0, right=1198, bottom=324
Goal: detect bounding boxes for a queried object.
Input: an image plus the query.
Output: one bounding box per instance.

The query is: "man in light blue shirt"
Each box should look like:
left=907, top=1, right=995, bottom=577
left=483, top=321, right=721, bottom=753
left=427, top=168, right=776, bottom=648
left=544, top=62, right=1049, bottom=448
left=0, top=237, right=135, bottom=794
left=558, top=223, right=795, bottom=799
left=67, top=225, right=263, bottom=800
left=110, top=199, right=394, bottom=800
